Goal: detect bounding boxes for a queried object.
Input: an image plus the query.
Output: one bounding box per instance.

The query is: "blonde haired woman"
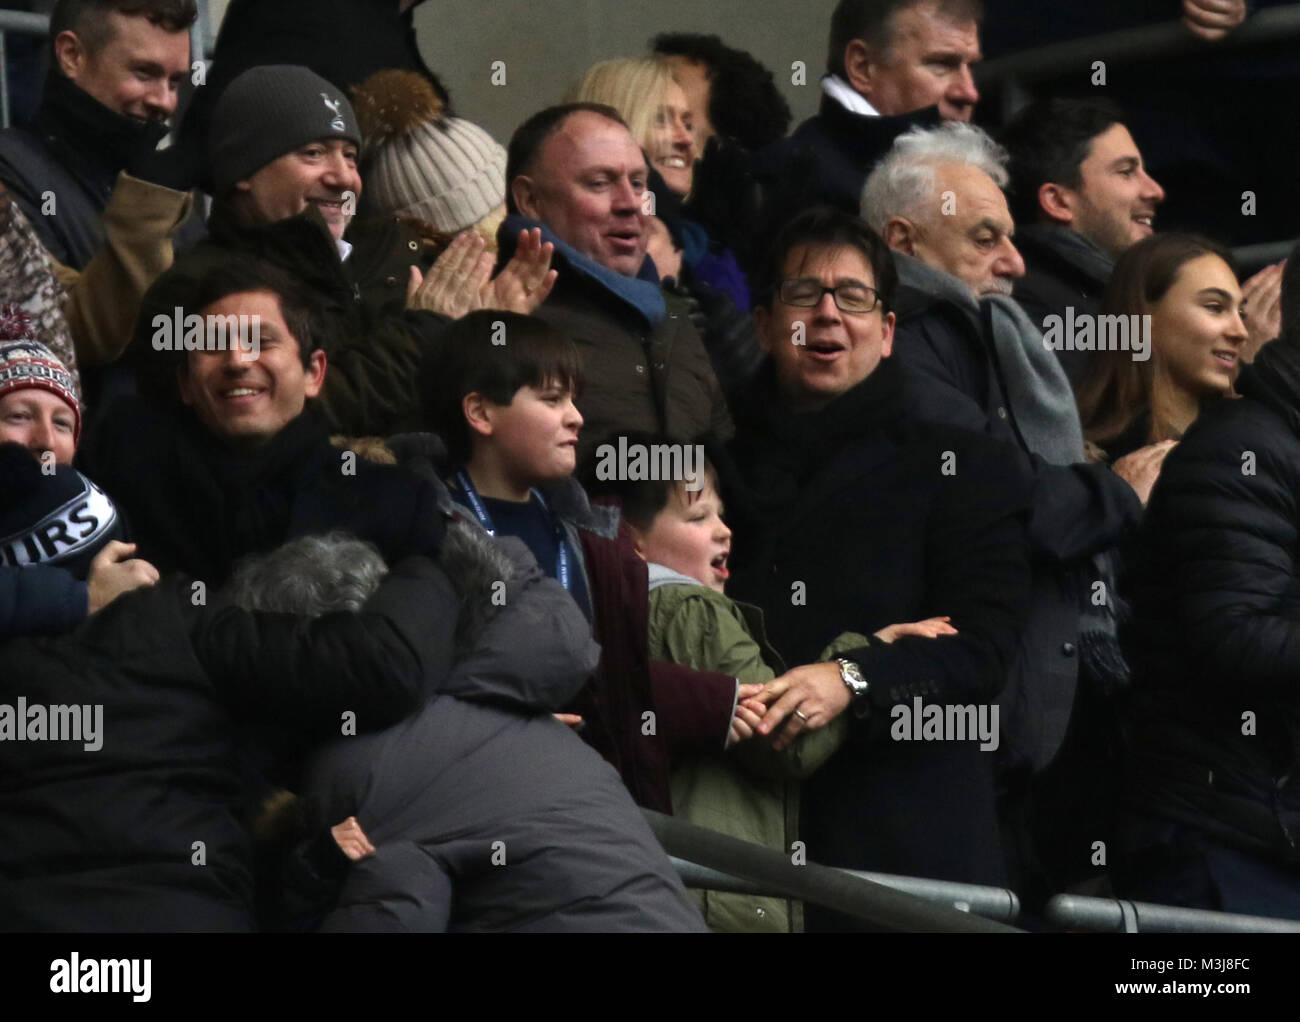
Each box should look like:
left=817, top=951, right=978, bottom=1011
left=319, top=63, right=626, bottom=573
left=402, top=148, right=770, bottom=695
left=570, top=57, right=697, bottom=200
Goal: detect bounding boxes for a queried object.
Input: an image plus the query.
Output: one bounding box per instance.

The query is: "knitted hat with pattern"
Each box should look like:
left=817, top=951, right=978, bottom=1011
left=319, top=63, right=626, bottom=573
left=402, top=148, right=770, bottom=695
left=0, top=337, right=81, bottom=445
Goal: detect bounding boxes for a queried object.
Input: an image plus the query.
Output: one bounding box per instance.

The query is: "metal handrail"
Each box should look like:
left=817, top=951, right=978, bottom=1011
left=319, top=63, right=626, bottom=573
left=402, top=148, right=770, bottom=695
left=672, top=857, right=1021, bottom=923
left=0, top=11, right=50, bottom=130
left=1233, top=240, right=1296, bottom=274
left=0, top=12, right=50, bottom=36
left=645, top=809, right=1023, bottom=932
left=1047, top=893, right=1300, bottom=933
left=976, top=4, right=1300, bottom=86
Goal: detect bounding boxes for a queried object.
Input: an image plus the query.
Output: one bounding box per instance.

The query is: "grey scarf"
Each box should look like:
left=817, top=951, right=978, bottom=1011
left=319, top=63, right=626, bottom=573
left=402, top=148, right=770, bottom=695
left=982, top=295, right=1127, bottom=691
left=984, top=294, right=1085, bottom=464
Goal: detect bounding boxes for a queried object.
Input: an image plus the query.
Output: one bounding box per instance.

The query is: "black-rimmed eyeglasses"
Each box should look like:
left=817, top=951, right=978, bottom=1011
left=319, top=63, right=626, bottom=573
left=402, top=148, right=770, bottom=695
left=778, top=278, right=882, bottom=314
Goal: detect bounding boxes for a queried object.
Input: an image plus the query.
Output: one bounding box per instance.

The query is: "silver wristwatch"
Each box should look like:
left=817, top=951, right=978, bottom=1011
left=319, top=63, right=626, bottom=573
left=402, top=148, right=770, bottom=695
left=836, top=658, right=869, bottom=700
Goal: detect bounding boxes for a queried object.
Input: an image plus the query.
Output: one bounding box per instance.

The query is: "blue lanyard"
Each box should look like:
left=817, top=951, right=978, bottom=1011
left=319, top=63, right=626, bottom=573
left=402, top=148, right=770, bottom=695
left=455, top=469, right=572, bottom=592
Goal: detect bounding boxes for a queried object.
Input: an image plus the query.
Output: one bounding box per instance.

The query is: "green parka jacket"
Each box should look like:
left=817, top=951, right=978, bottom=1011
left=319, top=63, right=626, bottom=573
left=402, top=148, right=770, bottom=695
left=647, top=564, right=858, bottom=933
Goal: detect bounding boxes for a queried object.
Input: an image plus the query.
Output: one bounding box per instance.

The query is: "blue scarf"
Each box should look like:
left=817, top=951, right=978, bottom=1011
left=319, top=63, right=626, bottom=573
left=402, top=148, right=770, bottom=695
left=500, top=214, right=667, bottom=327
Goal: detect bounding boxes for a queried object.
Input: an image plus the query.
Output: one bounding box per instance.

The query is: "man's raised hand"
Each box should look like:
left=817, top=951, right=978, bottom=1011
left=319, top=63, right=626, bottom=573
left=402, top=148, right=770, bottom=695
left=405, top=228, right=556, bottom=319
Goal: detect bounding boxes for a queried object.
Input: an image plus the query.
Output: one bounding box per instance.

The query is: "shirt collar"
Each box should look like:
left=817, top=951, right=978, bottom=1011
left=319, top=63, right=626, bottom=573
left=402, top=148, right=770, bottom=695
left=337, top=238, right=353, bottom=262
left=821, top=73, right=880, bottom=117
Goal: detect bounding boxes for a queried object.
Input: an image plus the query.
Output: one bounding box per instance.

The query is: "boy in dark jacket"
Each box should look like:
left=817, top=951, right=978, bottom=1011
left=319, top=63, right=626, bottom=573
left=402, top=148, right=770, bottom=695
left=406, top=310, right=741, bottom=812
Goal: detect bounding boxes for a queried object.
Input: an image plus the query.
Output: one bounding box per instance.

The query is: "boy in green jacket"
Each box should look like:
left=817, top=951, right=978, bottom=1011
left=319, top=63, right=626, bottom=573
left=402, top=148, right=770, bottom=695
left=604, top=436, right=955, bottom=932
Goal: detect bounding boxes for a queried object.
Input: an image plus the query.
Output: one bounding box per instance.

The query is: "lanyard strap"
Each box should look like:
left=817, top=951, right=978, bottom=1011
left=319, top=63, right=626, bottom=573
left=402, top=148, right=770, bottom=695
left=455, top=469, right=572, bottom=592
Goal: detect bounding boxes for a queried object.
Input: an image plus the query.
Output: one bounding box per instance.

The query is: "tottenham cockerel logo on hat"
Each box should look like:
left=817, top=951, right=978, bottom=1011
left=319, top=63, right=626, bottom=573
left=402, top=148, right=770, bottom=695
left=322, top=93, right=347, bottom=132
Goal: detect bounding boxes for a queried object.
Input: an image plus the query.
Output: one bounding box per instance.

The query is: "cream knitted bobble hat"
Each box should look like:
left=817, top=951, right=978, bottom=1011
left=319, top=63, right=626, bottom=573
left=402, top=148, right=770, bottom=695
left=353, top=69, right=507, bottom=233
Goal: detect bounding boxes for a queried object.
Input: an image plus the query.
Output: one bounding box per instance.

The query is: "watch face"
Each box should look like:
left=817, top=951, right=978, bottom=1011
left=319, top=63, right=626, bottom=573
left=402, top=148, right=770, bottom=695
left=839, top=659, right=867, bottom=693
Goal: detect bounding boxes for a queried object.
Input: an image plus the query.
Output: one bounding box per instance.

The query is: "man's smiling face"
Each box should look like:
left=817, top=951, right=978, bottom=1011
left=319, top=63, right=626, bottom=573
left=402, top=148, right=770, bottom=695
left=178, top=289, right=326, bottom=446
left=1066, top=123, right=1166, bottom=259
left=56, top=10, right=191, bottom=124
left=755, top=243, right=897, bottom=413
left=234, top=140, right=362, bottom=240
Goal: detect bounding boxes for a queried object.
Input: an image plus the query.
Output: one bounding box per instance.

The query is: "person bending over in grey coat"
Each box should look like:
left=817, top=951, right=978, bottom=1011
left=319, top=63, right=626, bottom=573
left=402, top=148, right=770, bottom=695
left=285, top=530, right=707, bottom=933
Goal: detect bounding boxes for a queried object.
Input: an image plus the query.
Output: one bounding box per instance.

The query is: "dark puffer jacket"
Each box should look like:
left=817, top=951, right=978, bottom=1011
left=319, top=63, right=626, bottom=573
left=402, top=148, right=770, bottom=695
left=0, top=556, right=460, bottom=932
left=1121, top=340, right=1300, bottom=861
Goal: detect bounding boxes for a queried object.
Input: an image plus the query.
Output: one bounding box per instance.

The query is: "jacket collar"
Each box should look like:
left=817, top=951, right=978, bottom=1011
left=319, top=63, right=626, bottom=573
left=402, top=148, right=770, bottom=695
left=895, top=252, right=980, bottom=318
left=812, top=93, right=944, bottom=162
left=647, top=563, right=706, bottom=591
left=1014, top=223, right=1114, bottom=288
left=183, top=404, right=333, bottom=487
left=385, top=431, right=620, bottom=538
left=498, top=213, right=666, bottom=327
left=206, top=201, right=351, bottom=293
left=1237, top=341, right=1300, bottom=436
left=736, top=355, right=906, bottom=484
left=34, top=70, right=168, bottom=178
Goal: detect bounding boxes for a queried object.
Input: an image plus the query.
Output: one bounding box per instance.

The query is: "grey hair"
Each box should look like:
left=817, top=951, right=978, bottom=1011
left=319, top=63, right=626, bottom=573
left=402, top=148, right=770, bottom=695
left=225, top=533, right=389, bottom=616
left=860, top=122, right=1010, bottom=232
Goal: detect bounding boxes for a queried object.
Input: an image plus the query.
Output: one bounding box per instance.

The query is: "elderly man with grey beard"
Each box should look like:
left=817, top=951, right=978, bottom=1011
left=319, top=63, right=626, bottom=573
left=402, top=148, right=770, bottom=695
left=861, top=121, right=1149, bottom=905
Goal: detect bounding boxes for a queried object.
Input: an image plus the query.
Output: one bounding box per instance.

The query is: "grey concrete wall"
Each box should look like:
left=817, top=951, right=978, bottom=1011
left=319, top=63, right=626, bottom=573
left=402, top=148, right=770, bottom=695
left=412, top=0, right=836, bottom=145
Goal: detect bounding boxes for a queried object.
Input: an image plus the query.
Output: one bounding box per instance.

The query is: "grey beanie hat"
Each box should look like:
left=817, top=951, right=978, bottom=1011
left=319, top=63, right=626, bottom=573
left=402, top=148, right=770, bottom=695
left=210, top=65, right=362, bottom=195
left=352, top=69, right=505, bottom=233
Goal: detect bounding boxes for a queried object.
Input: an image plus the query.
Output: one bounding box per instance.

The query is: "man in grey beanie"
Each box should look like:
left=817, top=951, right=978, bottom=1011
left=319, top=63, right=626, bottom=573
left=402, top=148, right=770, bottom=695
left=126, top=64, right=556, bottom=438
left=209, top=64, right=364, bottom=245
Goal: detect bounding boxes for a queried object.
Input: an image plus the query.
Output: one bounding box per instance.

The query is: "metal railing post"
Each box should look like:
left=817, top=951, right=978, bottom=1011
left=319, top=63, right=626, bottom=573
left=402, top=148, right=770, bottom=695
left=0, top=11, right=53, bottom=131
left=1, top=30, right=9, bottom=131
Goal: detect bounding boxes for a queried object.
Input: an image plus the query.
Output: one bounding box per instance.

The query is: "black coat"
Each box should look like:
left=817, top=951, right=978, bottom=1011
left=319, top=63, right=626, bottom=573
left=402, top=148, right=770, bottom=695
left=1011, top=225, right=1115, bottom=388
left=726, top=358, right=1032, bottom=899
left=1121, top=340, right=1300, bottom=861
left=893, top=275, right=1141, bottom=771
left=750, top=96, right=942, bottom=224
left=0, top=557, right=459, bottom=932
left=0, top=73, right=166, bottom=269
left=80, top=402, right=445, bottom=585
